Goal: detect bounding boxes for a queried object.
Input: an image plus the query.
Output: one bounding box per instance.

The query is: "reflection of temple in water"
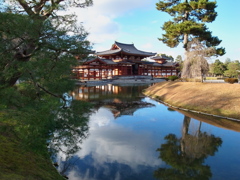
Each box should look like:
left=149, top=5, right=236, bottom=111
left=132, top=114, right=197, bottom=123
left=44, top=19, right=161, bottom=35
left=102, top=101, right=155, bottom=118
left=72, top=84, right=149, bottom=101
left=72, top=84, right=155, bottom=118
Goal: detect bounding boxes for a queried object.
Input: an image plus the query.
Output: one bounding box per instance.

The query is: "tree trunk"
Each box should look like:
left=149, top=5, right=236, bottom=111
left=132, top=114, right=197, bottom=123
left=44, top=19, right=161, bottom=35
left=181, top=116, right=191, bottom=154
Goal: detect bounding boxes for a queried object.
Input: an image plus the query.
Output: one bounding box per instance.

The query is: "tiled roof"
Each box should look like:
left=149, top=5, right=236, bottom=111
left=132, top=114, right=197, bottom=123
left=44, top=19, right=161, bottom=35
left=101, top=59, right=118, bottom=65
left=83, top=57, right=118, bottom=65
left=95, top=49, right=121, bottom=56
left=95, top=41, right=156, bottom=57
left=142, top=61, right=178, bottom=67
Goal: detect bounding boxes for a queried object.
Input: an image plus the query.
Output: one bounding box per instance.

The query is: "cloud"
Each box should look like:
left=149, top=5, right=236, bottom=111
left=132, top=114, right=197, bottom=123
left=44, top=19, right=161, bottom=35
left=57, top=106, right=163, bottom=179
left=88, top=107, right=114, bottom=128
left=91, top=0, right=153, bottom=18
left=141, top=43, right=154, bottom=51
left=151, top=20, right=159, bottom=24
left=69, top=0, right=155, bottom=45
left=75, top=107, right=162, bottom=170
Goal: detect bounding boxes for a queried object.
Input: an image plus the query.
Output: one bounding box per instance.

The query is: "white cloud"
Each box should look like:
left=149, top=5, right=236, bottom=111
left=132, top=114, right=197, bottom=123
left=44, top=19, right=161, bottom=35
left=56, top=106, right=163, bottom=179
left=74, top=107, right=162, bottom=170
left=90, top=0, right=153, bottom=17
left=88, top=107, right=114, bottom=128
left=141, top=43, right=154, bottom=51
left=69, top=0, right=155, bottom=45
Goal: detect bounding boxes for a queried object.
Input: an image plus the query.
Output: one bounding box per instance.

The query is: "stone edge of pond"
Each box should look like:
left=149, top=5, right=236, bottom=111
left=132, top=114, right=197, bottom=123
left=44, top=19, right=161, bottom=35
left=75, top=78, right=165, bottom=85
left=145, top=95, right=240, bottom=122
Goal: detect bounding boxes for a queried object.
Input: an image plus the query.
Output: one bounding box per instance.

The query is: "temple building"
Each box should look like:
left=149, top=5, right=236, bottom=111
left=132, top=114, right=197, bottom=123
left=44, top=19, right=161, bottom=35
left=73, top=41, right=179, bottom=80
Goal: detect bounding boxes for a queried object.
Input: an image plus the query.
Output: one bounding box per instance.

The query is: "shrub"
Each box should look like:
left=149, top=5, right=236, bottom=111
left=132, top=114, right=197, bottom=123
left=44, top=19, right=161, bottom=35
left=168, top=75, right=178, bottom=81
left=224, top=78, right=238, bottom=84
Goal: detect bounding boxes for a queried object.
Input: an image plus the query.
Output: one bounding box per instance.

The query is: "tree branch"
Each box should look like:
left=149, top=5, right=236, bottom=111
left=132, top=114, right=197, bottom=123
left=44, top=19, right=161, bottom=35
left=37, top=83, right=61, bottom=98
left=18, top=0, right=35, bottom=17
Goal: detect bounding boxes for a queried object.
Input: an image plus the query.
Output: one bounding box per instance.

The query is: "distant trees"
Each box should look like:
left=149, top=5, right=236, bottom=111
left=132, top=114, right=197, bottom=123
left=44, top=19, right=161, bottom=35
left=175, top=55, right=184, bottom=72
left=209, top=59, right=227, bottom=76
left=209, top=59, right=240, bottom=78
left=224, top=60, right=240, bottom=78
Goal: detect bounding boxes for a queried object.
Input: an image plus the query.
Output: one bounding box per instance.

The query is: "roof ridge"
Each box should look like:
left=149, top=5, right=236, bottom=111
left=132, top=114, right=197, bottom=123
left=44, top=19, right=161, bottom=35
left=115, top=41, right=134, bottom=46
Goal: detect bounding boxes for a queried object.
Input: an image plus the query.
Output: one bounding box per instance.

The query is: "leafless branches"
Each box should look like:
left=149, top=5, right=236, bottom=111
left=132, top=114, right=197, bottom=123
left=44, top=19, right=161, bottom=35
left=181, top=38, right=216, bottom=82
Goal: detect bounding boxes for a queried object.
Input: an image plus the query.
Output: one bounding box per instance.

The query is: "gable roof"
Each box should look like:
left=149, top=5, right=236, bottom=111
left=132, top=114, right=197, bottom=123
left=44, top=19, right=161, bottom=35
left=95, top=41, right=156, bottom=57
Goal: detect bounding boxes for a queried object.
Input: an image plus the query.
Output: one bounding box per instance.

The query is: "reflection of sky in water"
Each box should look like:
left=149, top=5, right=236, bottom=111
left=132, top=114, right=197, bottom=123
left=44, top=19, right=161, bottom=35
left=68, top=107, right=165, bottom=179
left=57, top=96, right=240, bottom=180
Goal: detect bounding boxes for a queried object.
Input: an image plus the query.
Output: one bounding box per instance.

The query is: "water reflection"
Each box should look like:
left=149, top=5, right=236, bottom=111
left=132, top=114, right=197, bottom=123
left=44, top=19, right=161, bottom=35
left=72, top=84, right=148, bottom=102
left=59, top=107, right=162, bottom=180
left=53, top=85, right=240, bottom=180
left=49, top=100, right=92, bottom=177
left=154, top=115, right=222, bottom=180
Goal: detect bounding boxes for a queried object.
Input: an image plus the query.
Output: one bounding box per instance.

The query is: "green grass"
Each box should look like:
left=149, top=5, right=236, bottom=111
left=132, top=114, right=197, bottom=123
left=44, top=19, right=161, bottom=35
left=0, top=117, right=65, bottom=180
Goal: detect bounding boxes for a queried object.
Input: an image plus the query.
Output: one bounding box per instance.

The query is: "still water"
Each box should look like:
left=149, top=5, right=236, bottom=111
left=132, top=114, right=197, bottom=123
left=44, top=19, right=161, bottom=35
left=54, top=84, right=240, bottom=180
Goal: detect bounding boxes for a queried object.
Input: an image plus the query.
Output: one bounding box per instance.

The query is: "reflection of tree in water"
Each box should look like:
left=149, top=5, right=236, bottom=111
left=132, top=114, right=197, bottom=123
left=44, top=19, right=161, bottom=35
left=154, top=116, right=222, bottom=180
left=49, top=100, right=92, bottom=177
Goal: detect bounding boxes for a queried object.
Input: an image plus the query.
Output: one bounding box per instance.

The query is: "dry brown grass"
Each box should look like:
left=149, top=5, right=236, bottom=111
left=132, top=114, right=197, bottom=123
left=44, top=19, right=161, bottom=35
left=144, top=82, right=240, bottom=119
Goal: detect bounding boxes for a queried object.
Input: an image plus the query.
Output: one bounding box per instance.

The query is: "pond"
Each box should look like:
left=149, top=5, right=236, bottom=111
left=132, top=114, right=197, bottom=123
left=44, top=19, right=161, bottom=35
left=53, top=84, right=240, bottom=180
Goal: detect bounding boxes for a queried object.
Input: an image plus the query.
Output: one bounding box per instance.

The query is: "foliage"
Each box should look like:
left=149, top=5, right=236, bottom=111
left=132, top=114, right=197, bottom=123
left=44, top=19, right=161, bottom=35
left=0, top=0, right=93, bottom=111
left=0, top=85, right=93, bottom=178
left=224, top=58, right=231, bottom=66
left=3, top=0, right=93, bottom=15
left=156, top=0, right=225, bottom=55
left=0, top=0, right=94, bottom=178
left=223, top=60, right=240, bottom=78
left=168, top=75, right=178, bottom=81
left=175, top=55, right=184, bottom=71
left=0, top=12, right=91, bottom=89
left=209, top=59, right=227, bottom=76
left=208, top=58, right=240, bottom=78
left=224, top=78, right=238, bottom=84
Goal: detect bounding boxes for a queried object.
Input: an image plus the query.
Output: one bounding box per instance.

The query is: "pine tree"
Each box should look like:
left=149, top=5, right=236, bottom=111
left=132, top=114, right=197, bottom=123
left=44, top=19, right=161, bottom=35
left=0, top=1, right=93, bottom=155
left=1, top=0, right=93, bottom=93
left=156, top=0, right=225, bottom=55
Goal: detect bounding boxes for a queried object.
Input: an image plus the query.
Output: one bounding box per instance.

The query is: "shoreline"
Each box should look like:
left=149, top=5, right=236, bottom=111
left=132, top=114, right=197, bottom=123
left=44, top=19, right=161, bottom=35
left=146, top=95, right=240, bottom=122
left=75, top=76, right=166, bottom=86
left=143, top=81, right=240, bottom=121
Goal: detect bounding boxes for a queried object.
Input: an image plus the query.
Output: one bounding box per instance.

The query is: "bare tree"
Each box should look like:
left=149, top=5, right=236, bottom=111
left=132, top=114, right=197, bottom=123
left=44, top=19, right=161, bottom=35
left=181, top=38, right=216, bottom=82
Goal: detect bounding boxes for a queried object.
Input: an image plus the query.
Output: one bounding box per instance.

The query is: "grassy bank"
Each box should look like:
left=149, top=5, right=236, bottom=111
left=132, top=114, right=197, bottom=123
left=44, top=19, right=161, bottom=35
left=144, top=82, right=240, bottom=120
left=0, top=116, right=64, bottom=180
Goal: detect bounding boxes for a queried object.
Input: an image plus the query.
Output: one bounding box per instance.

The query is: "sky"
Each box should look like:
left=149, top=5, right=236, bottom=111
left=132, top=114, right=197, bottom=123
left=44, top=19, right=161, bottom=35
left=72, top=0, right=240, bottom=62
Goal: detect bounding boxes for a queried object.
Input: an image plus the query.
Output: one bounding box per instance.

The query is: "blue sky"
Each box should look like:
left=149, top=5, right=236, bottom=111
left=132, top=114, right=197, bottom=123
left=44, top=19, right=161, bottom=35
left=74, top=0, right=240, bottom=62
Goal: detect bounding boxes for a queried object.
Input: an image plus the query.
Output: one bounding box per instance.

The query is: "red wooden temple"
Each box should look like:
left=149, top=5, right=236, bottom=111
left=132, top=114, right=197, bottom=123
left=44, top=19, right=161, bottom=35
left=73, top=41, right=179, bottom=80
